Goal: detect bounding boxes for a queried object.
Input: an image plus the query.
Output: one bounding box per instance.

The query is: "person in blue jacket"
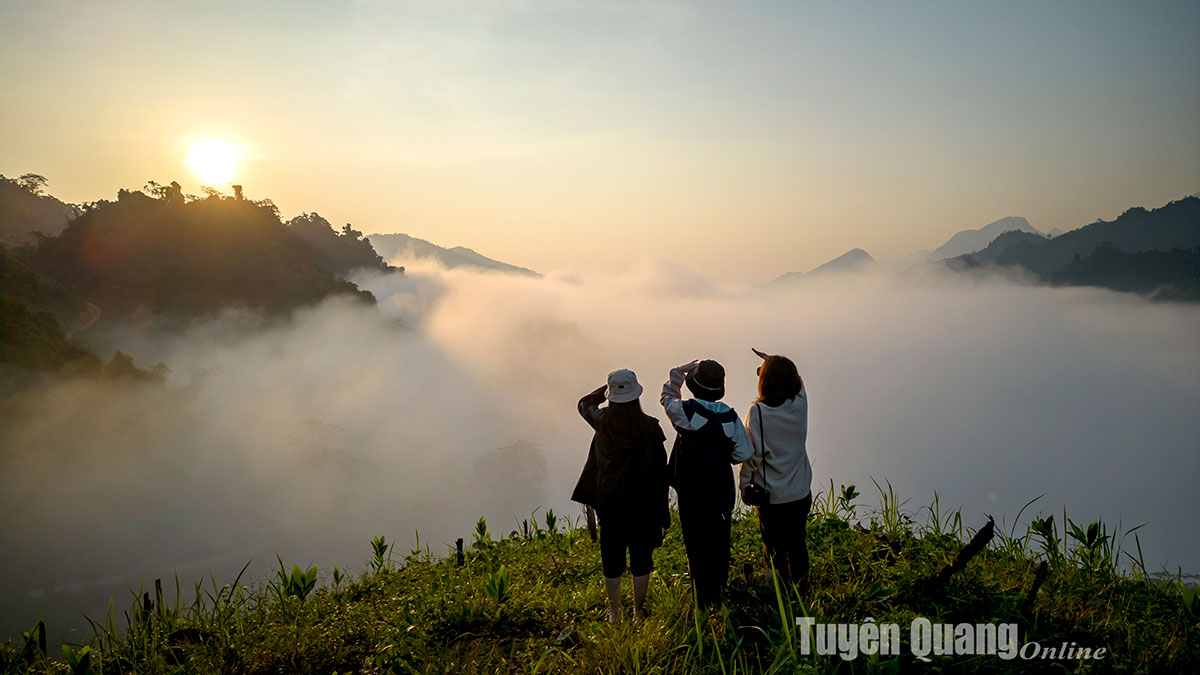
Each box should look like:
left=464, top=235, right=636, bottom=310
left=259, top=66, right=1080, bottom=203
left=661, top=359, right=753, bottom=607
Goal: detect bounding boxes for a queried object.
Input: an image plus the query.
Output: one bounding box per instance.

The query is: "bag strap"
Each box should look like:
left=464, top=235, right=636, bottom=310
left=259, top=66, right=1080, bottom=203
left=755, top=403, right=770, bottom=490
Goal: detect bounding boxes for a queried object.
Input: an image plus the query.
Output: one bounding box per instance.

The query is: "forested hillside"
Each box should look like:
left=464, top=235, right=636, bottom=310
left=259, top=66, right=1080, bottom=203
left=0, top=174, right=79, bottom=244
left=23, top=187, right=375, bottom=321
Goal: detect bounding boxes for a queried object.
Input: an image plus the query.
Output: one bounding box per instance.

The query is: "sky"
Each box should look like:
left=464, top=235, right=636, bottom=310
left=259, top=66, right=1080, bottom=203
left=1, top=0, right=1198, bottom=282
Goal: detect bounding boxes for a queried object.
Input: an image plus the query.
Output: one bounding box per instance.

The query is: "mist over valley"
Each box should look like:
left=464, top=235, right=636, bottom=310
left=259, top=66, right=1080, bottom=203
left=2, top=181, right=1198, bottom=642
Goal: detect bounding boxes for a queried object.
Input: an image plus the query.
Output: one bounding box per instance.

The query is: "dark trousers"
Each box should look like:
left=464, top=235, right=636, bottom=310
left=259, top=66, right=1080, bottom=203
left=677, top=493, right=732, bottom=607
left=596, top=510, right=654, bottom=578
left=758, top=494, right=813, bottom=592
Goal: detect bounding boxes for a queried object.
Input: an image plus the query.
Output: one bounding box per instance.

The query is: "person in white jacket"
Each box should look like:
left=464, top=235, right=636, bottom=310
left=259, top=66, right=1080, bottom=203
left=739, top=350, right=813, bottom=591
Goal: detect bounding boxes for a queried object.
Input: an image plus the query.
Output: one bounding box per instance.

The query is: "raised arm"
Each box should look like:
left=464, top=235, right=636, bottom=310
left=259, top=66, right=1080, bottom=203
left=577, top=385, right=607, bottom=430
left=660, top=360, right=699, bottom=429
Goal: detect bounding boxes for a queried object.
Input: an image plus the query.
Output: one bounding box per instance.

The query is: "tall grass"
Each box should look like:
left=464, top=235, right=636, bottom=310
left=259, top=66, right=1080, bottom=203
left=2, top=484, right=1196, bottom=673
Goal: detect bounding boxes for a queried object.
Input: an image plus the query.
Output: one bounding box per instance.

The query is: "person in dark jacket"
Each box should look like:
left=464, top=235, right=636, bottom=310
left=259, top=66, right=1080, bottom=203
left=572, top=369, right=669, bottom=623
left=661, top=359, right=753, bottom=607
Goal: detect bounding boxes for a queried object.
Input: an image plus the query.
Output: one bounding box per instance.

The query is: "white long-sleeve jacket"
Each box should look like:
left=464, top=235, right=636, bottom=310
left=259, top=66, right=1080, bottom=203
left=739, top=391, right=812, bottom=504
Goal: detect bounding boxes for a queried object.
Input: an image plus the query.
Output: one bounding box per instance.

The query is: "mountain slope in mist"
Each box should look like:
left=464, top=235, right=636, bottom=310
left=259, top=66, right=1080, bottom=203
left=368, top=233, right=538, bottom=276
left=929, top=216, right=1044, bottom=260
left=768, top=193, right=1199, bottom=300
left=0, top=174, right=79, bottom=245
left=0, top=244, right=96, bottom=371
left=286, top=213, right=400, bottom=279
left=0, top=244, right=166, bottom=381
left=769, top=248, right=876, bottom=286
left=23, top=189, right=375, bottom=322
left=774, top=217, right=1044, bottom=284
left=952, top=230, right=1049, bottom=266
left=948, top=196, right=1200, bottom=299
left=1047, top=244, right=1200, bottom=300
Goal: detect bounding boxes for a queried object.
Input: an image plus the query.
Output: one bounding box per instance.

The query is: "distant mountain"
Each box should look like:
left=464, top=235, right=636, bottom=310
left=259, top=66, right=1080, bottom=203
left=0, top=174, right=79, bottom=244
left=1047, top=244, right=1200, bottom=300
left=961, top=197, right=1200, bottom=277
left=368, top=233, right=538, bottom=277
left=809, top=248, right=876, bottom=275
left=960, top=230, right=1048, bottom=266
left=946, top=196, right=1200, bottom=300
left=929, top=216, right=1044, bottom=260
left=23, top=188, right=374, bottom=322
left=1046, top=227, right=1067, bottom=238
left=286, top=212, right=399, bottom=279
left=769, top=248, right=875, bottom=286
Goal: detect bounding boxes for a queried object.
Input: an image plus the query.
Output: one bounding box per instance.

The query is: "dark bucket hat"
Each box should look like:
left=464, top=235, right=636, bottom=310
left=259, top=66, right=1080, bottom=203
left=685, top=359, right=725, bottom=402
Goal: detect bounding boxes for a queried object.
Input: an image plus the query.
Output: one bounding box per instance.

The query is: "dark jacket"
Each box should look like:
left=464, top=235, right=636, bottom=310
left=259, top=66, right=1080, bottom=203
left=571, top=387, right=670, bottom=530
left=667, top=399, right=740, bottom=511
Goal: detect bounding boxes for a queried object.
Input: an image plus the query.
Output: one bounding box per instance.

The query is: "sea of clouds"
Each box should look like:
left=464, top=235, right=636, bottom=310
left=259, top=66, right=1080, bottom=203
left=2, top=259, right=1198, bottom=640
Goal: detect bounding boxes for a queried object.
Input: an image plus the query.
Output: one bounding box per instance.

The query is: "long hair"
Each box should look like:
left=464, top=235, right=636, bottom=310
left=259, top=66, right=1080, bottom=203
left=603, top=398, right=647, bottom=441
left=756, top=355, right=803, bottom=406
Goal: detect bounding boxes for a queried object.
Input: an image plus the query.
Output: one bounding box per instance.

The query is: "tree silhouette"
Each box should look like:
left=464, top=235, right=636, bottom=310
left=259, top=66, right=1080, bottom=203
left=144, top=180, right=185, bottom=205
left=17, top=173, right=48, bottom=195
left=254, top=198, right=280, bottom=218
left=166, top=181, right=184, bottom=205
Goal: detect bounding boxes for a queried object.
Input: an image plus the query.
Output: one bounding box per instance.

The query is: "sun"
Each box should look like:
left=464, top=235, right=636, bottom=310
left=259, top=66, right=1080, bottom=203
left=187, top=139, right=239, bottom=185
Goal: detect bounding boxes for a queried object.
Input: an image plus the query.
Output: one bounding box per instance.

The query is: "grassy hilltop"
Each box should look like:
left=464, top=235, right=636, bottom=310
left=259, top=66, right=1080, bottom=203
left=3, top=485, right=1197, bottom=674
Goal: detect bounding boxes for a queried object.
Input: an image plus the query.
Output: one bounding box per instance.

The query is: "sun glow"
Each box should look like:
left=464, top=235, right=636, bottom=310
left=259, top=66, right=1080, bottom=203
left=187, top=139, right=239, bottom=184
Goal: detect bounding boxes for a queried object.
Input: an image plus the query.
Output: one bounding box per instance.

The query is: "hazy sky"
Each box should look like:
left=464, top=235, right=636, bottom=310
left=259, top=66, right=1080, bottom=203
left=2, top=0, right=1198, bottom=282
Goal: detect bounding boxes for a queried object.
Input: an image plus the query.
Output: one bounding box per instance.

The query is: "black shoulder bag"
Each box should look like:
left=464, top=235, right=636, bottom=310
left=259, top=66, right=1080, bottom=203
left=741, top=403, right=771, bottom=506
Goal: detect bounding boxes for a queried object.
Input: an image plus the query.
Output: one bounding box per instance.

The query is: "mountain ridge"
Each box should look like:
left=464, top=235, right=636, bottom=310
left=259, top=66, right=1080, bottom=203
left=768, top=248, right=875, bottom=286
left=929, top=216, right=1044, bottom=260
left=945, top=196, right=1200, bottom=299
left=23, top=188, right=375, bottom=324
left=286, top=212, right=399, bottom=279
left=368, top=232, right=538, bottom=277
left=0, top=174, right=80, bottom=244
left=958, top=196, right=1200, bottom=277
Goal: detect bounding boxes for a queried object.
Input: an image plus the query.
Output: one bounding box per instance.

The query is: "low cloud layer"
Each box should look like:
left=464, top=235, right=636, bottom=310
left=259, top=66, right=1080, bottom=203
left=2, top=260, right=1198, bottom=639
